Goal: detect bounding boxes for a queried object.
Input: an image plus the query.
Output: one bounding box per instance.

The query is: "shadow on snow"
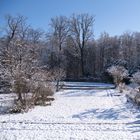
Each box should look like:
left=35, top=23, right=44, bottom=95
left=72, top=108, right=129, bottom=120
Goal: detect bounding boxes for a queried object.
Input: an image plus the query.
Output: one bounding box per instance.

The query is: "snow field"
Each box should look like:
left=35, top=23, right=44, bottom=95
left=0, top=83, right=140, bottom=139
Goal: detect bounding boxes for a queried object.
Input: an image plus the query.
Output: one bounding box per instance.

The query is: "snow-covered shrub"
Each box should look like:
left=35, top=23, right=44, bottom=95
left=118, top=82, right=126, bottom=93
left=131, top=71, right=140, bottom=85
left=30, top=70, right=55, bottom=106
left=10, top=70, right=55, bottom=112
left=128, top=71, right=140, bottom=105
left=10, top=100, right=25, bottom=113
left=33, top=83, right=54, bottom=106
left=107, top=65, right=128, bottom=86
left=125, top=85, right=140, bottom=106
left=12, top=76, right=29, bottom=101
left=11, top=74, right=33, bottom=113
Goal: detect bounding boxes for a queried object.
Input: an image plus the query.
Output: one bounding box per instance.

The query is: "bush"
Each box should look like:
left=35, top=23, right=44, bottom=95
left=12, top=77, right=29, bottom=101
left=10, top=97, right=35, bottom=113
left=10, top=100, right=25, bottom=113
left=131, top=71, right=140, bottom=85
left=11, top=82, right=55, bottom=113
left=127, top=71, right=140, bottom=105
left=107, top=65, right=128, bottom=86
left=9, top=69, right=55, bottom=113
left=32, top=83, right=54, bottom=106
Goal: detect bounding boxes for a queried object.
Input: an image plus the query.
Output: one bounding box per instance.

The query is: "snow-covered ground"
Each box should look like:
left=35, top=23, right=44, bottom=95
left=61, top=82, right=115, bottom=89
left=0, top=83, right=140, bottom=140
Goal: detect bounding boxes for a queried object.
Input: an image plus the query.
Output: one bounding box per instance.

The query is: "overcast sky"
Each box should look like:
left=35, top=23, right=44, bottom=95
left=0, top=0, right=140, bottom=38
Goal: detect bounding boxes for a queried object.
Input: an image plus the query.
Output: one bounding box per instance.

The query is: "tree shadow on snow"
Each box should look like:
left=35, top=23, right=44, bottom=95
left=0, top=100, right=14, bottom=115
left=124, top=100, right=140, bottom=133
left=0, top=106, right=10, bottom=115
left=72, top=108, right=129, bottom=120
left=127, top=117, right=140, bottom=133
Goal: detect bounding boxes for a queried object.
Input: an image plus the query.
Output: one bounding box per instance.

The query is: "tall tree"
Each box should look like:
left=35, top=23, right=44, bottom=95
left=69, top=13, right=95, bottom=76
left=47, top=16, right=68, bottom=91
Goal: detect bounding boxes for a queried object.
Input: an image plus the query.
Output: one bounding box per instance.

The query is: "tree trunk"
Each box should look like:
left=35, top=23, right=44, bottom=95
left=80, top=48, right=84, bottom=76
left=18, top=92, right=23, bottom=102
left=56, top=80, right=59, bottom=92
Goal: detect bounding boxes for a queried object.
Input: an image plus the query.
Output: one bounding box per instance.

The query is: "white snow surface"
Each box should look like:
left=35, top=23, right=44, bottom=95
left=0, top=82, right=140, bottom=140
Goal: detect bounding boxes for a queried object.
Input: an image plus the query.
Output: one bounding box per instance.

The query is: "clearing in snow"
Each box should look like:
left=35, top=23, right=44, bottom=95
left=0, top=82, right=140, bottom=140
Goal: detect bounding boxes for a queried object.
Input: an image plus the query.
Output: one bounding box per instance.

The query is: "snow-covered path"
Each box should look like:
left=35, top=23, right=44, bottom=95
left=0, top=85, right=140, bottom=139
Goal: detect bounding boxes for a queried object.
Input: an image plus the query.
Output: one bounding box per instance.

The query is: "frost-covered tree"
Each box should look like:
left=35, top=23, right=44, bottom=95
left=0, top=15, right=28, bottom=93
left=0, top=15, right=55, bottom=112
left=107, top=65, right=128, bottom=86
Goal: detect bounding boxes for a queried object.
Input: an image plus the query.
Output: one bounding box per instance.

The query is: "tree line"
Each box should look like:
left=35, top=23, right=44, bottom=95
left=44, top=14, right=140, bottom=82
left=1, top=14, right=140, bottom=84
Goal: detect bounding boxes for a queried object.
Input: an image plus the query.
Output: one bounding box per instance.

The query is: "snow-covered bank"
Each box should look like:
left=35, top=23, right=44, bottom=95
left=123, top=84, right=140, bottom=106
left=0, top=83, right=140, bottom=139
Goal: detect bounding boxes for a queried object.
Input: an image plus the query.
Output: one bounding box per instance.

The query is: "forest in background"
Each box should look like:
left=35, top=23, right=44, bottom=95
left=0, top=14, right=140, bottom=83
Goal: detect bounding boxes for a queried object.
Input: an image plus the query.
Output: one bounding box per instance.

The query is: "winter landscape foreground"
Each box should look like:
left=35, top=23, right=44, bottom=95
left=0, top=82, right=140, bottom=140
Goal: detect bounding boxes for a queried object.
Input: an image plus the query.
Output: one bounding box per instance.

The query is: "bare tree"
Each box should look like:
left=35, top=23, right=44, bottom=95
left=48, top=16, right=68, bottom=51
left=69, top=13, right=95, bottom=76
left=47, top=16, right=68, bottom=91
